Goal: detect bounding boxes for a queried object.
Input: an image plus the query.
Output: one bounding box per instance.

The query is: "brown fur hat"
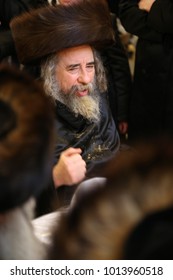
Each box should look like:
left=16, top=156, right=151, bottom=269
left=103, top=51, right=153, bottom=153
left=0, top=64, right=54, bottom=212
left=10, top=0, right=114, bottom=65
left=49, top=138, right=173, bottom=260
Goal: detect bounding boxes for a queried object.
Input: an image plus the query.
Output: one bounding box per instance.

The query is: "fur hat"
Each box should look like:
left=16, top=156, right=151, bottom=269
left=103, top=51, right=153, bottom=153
left=10, top=0, right=114, bottom=65
left=49, top=138, right=173, bottom=260
left=0, top=64, right=54, bottom=212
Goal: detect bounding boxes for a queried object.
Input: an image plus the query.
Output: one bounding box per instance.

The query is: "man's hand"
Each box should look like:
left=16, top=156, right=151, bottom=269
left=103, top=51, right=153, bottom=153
left=138, top=0, right=156, bottom=12
left=53, top=147, right=86, bottom=188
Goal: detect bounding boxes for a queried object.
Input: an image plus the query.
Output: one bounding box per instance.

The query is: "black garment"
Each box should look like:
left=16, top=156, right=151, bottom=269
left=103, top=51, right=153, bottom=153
left=53, top=92, right=120, bottom=208
left=147, top=0, right=173, bottom=34
left=54, top=93, right=120, bottom=177
left=0, top=0, right=48, bottom=61
left=119, top=0, right=173, bottom=143
left=107, top=0, right=119, bottom=14
left=102, top=13, right=132, bottom=127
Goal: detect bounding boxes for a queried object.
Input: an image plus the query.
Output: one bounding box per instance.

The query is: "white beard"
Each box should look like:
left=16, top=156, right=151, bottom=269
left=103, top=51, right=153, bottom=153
left=48, top=80, right=100, bottom=123
left=69, top=94, right=100, bottom=122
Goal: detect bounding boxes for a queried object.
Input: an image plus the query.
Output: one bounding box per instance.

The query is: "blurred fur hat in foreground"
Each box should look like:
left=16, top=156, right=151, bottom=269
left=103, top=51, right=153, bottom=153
left=49, top=138, right=173, bottom=260
left=10, top=0, right=114, bottom=65
left=0, top=64, right=54, bottom=212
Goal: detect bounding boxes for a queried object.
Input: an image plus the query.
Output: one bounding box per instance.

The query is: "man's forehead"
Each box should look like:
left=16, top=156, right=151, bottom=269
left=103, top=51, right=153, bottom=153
left=57, top=45, right=94, bottom=64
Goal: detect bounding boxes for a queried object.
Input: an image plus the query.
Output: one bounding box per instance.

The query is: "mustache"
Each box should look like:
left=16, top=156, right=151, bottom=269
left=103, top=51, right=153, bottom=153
left=69, top=83, right=93, bottom=95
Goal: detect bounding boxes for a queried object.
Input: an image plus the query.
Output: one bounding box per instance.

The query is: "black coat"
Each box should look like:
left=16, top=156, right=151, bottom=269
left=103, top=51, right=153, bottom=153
left=119, top=0, right=173, bottom=142
left=107, top=0, right=119, bottom=14
left=54, top=93, right=120, bottom=177
left=46, top=92, right=120, bottom=209
left=101, top=13, right=132, bottom=126
left=0, top=0, right=48, bottom=60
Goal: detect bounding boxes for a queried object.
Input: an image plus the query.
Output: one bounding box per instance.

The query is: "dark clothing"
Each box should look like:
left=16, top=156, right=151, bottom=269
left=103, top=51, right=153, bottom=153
left=107, top=0, right=119, bottom=14
left=54, top=93, right=120, bottom=177
left=124, top=207, right=173, bottom=260
left=148, top=0, right=173, bottom=33
left=0, top=0, right=48, bottom=61
left=51, top=92, right=120, bottom=209
left=102, top=13, right=132, bottom=126
left=119, top=0, right=173, bottom=143
left=0, top=30, right=15, bottom=60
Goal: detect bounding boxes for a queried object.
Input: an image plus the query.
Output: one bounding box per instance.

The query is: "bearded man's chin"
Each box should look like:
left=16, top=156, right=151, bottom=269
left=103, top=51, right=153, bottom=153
left=70, top=95, right=100, bottom=122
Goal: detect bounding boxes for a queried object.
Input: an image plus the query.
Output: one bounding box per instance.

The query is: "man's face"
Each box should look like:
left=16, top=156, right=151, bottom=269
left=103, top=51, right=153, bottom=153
left=59, top=0, right=81, bottom=6
left=42, top=45, right=100, bottom=122
left=55, top=45, right=95, bottom=97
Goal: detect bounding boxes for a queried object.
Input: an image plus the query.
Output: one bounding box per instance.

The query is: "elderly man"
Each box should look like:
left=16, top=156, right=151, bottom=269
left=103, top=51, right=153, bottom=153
left=57, top=0, right=132, bottom=138
left=11, top=1, right=120, bottom=207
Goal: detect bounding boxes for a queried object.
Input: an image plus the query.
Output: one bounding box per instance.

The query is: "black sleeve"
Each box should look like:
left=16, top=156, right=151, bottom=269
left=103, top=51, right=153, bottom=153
left=119, top=0, right=162, bottom=42
left=148, top=0, right=173, bottom=34
left=102, top=13, right=132, bottom=122
left=0, top=0, right=38, bottom=26
left=0, top=30, right=15, bottom=59
left=0, top=0, right=48, bottom=60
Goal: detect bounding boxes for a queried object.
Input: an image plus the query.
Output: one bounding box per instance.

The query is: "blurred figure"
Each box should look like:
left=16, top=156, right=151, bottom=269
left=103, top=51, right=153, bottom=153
left=107, top=0, right=119, bottom=14
left=0, top=64, right=54, bottom=259
left=11, top=1, right=120, bottom=207
left=0, top=0, right=48, bottom=65
left=102, top=0, right=132, bottom=138
left=119, top=0, right=173, bottom=144
left=48, top=138, right=173, bottom=260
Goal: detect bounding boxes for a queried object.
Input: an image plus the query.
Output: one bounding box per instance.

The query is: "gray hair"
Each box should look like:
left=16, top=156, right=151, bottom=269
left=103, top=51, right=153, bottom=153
left=41, top=48, right=107, bottom=97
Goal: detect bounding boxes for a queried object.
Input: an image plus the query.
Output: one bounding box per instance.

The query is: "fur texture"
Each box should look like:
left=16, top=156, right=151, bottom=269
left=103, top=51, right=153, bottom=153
left=49, top=138, right=173, bottom=259
left=10, top=0, right=114, bottom=64
left=0, top=65, right=54, bottom=212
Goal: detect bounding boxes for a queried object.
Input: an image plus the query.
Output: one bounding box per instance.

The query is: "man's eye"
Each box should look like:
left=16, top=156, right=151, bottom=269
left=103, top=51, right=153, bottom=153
left=68, top=67, right=79, bottom=72
left=86, top=65, right=94, bottom=70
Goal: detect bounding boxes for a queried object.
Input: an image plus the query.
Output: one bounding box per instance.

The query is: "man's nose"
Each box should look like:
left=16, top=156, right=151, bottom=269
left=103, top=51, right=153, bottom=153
left=77, top=69, right=91, bottom=84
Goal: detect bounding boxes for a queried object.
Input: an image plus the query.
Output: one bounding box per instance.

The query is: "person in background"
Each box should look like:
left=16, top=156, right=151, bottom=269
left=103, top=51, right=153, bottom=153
left=119, top=0, right=173, bottom=144
left=11, top=1, right=120, bottom=207
left=138, top=0, right=173, bottom=32
left=48, top=137, right=173, bottom=260
left=103, top=0, right=132, bottom=139
left=0, top=64, right=54, bottom=259
left=0, top=0, right=48, bottom=65
left=107, top=0, right=119, bottom=14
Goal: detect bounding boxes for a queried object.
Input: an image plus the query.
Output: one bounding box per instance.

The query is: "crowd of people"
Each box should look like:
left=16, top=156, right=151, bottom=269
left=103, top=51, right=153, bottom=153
left=0, top=0, right=173, bottom=260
